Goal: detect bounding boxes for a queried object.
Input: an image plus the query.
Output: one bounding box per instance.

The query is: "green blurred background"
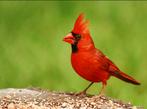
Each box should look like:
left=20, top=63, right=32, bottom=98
left=0, top=1, right=146, bottom=107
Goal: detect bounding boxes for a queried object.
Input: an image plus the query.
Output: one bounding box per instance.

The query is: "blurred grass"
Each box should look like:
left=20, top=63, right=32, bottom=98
left=0, top=1, right=146, bottom=107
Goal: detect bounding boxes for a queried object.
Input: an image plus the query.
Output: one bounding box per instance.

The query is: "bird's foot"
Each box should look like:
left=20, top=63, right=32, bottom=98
left=98, top=93, right=105, bottom=97
left=97, top=90, right=105, bottom=97
left=90, top=91, right=105, bottom=99
left=74, top=91, right=87, bottom=97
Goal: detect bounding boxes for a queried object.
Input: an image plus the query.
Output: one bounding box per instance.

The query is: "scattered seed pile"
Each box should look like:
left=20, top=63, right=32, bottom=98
left=0, top=88, right=143, bottom=109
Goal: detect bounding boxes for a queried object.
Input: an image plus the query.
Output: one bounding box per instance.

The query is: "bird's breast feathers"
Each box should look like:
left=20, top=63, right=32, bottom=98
left=71, top=50, right=110, bottom=82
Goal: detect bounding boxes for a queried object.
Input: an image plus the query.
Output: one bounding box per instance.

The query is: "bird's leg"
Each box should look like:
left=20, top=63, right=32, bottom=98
left=98, top=82, right=106, bottom=96
left=82, top=82, right=94, bottom=94
left=75, top=82, right=94, bottom=96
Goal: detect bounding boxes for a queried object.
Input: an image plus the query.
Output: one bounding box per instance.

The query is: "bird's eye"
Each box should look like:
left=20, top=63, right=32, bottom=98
left=71, top=32, right=81, bottom=40
left=75, top=34, right=81, bottom=39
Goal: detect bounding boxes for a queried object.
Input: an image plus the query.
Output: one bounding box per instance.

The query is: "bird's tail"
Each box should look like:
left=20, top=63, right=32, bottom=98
left=111, top=71, right=140, bottom=85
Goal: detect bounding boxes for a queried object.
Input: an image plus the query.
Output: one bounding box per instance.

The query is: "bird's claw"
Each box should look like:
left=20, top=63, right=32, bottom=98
left=74, top=91, right=87, bottom=97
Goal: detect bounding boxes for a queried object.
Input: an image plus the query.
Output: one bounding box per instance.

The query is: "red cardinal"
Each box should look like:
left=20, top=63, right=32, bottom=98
left=63, top=13, right=140, bottom=95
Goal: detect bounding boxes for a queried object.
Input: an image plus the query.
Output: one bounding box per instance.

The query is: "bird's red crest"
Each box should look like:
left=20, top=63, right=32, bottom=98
left=72, top=13, right=89, bottom=34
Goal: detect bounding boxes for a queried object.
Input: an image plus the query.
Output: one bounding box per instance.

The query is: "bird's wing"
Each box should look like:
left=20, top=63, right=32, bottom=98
left=95, top=49, right=110, bottom=71
left=95, top=49, right=119, bottom=72
left=95, top=49, right=140, bottom=85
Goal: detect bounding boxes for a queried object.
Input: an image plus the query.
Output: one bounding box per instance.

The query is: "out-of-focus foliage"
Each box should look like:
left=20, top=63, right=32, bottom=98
left=0, top=1, right=146, bottom=107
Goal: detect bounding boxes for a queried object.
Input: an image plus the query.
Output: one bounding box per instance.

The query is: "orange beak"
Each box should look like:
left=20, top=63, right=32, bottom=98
left=63, top=33, right=75, bottom=44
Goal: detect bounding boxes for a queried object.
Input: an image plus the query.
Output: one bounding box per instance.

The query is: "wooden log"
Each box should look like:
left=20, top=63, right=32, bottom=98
left=0, top=88, right=143, bottom=109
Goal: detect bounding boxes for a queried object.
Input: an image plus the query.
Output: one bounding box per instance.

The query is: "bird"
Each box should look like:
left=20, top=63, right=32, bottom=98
left=63, top=13, right=140, bottom=95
